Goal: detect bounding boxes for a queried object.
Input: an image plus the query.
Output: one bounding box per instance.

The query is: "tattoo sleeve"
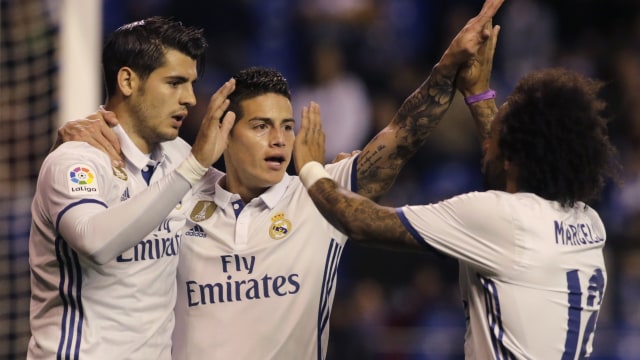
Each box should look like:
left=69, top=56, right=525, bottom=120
left=309, top=178, right=422, bottom=252
left=356, top=63, right=458, bottom=199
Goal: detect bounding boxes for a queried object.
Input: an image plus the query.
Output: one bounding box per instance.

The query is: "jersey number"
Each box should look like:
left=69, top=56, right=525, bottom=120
left=562, top=268, right=604, bottom=360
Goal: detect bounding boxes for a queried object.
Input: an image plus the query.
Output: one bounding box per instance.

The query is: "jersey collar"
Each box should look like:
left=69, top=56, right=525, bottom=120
left=212, top=173, right=292, bottom=210
left=113, top=125, right=168, bottom=171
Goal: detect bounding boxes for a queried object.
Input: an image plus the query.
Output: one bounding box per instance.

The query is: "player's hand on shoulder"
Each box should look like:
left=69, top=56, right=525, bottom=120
left=53, top=108, right=123, bottom=167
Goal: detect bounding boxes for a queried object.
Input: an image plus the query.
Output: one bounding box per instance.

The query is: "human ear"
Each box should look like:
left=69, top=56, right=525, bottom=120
left=117, top=67, right=136, bottom=97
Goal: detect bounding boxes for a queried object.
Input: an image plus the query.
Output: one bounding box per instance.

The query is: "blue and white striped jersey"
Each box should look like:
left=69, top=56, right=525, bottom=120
left=28, top=125, right=193, bottom=360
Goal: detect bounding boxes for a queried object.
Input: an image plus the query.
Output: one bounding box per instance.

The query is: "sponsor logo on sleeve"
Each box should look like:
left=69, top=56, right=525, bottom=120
left=67, top=164, right=99, bottom=195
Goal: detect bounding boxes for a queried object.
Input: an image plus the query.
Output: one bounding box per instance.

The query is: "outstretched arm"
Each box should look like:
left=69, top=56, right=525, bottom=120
left=294, top=100, right=420, bottom=251
left=356, top=0, right=504, bottom=199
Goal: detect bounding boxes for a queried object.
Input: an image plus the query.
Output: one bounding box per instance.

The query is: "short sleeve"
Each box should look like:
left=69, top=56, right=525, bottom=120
left=399, top=191, right=517, bottom=275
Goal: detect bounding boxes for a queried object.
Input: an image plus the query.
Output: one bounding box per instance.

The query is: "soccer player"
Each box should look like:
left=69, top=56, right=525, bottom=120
left=56, top=1, right=505, bottom=358
left=292, top=33, right=620, bottom=360
left=172, top=1, right=504, bottom=358
left=28, top=17, right=236, bottom=360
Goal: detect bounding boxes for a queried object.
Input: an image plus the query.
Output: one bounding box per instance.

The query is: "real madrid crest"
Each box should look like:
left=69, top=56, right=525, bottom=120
left=190, top=200, right=217, bottom=222
left=269, top=212, right=291, bottom=240
left=112, top=166, right=128, bottom=181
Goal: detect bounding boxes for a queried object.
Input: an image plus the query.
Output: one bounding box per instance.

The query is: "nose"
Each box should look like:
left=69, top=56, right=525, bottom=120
left=270, top=127, right=285, bottom=147
left=181, top=85, right=197, bottom=107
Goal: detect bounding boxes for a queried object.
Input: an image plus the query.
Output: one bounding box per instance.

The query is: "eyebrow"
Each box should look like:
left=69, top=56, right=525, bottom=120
left=164, top=75, right=193, bottom=83
left=249, top=117, right=295, bottom=125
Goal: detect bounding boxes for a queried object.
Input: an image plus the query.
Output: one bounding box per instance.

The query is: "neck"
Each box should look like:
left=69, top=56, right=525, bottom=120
left=220, top=173, right=268, bottom=205
left=104, top=101, right=154, bottom=154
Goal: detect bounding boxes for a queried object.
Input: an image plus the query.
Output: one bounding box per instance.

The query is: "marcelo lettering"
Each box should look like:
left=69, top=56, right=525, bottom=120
left=554, top=221, right=603, bottom=246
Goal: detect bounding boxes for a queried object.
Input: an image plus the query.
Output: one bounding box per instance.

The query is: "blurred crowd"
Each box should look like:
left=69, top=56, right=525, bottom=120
left=105, top=0, right=640, bottom=358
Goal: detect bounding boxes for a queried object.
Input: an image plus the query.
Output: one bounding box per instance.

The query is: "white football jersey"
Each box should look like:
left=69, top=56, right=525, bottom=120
left=28, top=126, right=192, bottom=360
left=399, top=191, right=607, bottom=360
left=172, top=157, right=357, bottom=360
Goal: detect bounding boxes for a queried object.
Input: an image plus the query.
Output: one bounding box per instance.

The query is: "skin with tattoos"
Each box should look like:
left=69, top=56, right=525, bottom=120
left=57, top=1, right=507, bottom=357
left=354, top=0, right=502, bottom=198
left=298, top=0, right=506, bottom=252
left=296, top=0, right=620, bottom=357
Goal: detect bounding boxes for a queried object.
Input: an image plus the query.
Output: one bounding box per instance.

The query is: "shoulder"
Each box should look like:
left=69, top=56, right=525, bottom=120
left=43, top=141, right=111, bottom=170
left=403, top=191, right=515, bottom=232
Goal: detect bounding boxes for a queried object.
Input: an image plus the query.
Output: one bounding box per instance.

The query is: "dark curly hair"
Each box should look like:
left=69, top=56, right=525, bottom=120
left=498, top=68, right=620, bottom=207
left=102, top=16, right=207, bottom=97
left=228, top=67, right=291, bottom=121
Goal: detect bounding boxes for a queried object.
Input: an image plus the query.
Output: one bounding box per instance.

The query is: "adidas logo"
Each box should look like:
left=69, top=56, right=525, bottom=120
left=185, top=224, right=206, bottom=238
left=120, top=188, right=130, bottom=202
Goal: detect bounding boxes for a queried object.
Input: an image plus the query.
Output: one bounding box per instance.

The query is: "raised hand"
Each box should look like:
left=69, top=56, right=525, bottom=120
left=457, top=22, right=501, bottom=96
left=437, top=0, right=504, bottom=75
left=293, top=101, right=325, bottom=174
left=190, top=79, right=236, bottom=167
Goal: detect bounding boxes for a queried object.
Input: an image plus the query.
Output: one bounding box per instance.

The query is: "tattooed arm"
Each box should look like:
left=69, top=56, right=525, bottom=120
left=311, top=178, right=421, bottom=251
left=356, top=0, right=504, bottom=199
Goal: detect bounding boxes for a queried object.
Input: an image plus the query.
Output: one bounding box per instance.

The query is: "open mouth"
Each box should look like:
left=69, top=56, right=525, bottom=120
left=265, top=156, right=286, bottom=165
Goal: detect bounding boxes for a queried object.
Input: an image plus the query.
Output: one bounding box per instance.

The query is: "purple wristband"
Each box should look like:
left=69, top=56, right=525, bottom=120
left=464, top=89, right=496, bottom=105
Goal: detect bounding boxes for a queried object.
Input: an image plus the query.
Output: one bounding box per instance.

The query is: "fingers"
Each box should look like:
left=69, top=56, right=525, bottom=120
left=99, top=107, right=120, bottom=127
left=478, top=0, right=505, bottom=20
left=191, top=79, right=236, bottom=167
left=204, top=79, right=235, bottom=126
left=304, top=101, right=322, bottom=128
left=294, top=101, right=326, bottom=173
left=97, top=109, right=124, bottom=165
left=56, top=113, right=124, bottom=167
left=219, top=109, right=236, bottom=139
left=486, top=25, right=500, bottom=64
left=307, top=101, right=321, bottom=129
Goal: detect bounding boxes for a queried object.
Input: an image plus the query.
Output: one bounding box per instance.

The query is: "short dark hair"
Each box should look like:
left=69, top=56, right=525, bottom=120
left=228, top=67, right=291, bottom=121
left=102, top=16, right=207, bottom=97
left=499, top=68, right=620, bottom=207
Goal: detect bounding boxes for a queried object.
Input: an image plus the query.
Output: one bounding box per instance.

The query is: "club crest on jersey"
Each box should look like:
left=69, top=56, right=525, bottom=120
left=269, top=212, right=291, bottom=240
left=112, top=166, right=128, bottom=181
left=67, top=164, right=99, bottom=195
left=190, top=200, right=216, bottom=222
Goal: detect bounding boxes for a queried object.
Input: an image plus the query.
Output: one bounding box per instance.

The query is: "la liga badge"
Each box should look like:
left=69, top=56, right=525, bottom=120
left=67, top=164, right=99, bottom=195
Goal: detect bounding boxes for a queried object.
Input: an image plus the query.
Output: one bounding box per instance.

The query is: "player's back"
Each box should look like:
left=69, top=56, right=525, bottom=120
left=460, top=192, right=607, bottom=360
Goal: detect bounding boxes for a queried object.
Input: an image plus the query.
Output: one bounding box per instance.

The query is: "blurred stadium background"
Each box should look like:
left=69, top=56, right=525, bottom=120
left=2, top=0, right=640, bottom=358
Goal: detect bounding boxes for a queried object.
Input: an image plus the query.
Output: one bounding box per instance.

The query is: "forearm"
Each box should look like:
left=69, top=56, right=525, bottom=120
left=308, top=178, right=419, bottom=251
left=466, top=99, right=497, bottom=141
left=357, top=62, right=458, bottom=198
left=59, top=171, right=191, bottom=265
left=58, top=155, right=206, bottom=265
